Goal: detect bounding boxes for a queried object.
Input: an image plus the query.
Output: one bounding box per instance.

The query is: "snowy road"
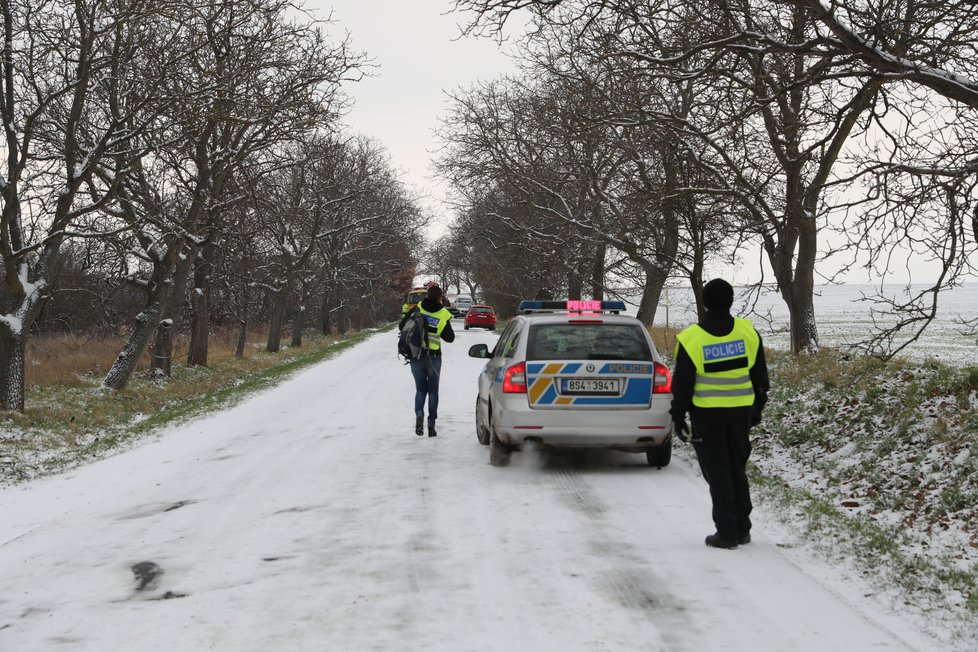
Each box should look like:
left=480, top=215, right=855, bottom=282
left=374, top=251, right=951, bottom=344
left=0, top=328, right=953, bottom=651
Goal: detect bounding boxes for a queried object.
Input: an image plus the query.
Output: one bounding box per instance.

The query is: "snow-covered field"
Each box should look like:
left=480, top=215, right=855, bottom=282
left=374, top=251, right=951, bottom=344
left=1, top=326, right=973, bottom=651
left=644, top=283, right=978, bottom=366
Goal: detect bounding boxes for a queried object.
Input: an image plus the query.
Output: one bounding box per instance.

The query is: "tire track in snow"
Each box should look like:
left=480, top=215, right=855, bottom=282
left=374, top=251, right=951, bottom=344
left=541, top=458, right=701, bottom=651
left=406, top=438, right=437, bottom=596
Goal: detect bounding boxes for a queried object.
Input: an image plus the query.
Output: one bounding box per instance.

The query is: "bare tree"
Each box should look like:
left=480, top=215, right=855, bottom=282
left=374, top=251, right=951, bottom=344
left=313, top=138, right=426, bottom=335
left=98, top=0, right=365, bottom=387
left=792, top=0, right=978, bottom=109
left=452, top=0, right=893, bottom=352
left=0, top=0, right=192, bottom=409
left=172, top=0, right=363, bottom=368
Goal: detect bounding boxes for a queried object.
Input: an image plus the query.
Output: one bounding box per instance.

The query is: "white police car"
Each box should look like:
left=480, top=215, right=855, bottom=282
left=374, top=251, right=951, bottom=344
left=468, top=300, right=674, bottom=467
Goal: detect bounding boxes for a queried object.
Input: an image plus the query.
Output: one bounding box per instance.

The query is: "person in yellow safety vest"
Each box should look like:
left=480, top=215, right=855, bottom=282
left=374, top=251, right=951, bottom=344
left=398, top=284, right=455, bottom=437
left=670, top=278, right=769, bottom=550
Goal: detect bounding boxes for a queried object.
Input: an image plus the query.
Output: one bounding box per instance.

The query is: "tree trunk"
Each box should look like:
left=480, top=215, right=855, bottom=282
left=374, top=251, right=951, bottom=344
left=766, top=204, right=820, bottom=353
left=690, top=248, right=706, bottom=323
left=187, top=286, right=209, bottom=366
left=0, top=288, right=48, bottom=412
left=235, top=283, right=250, bottom=358
left=320, top=286, right=333, bottom=335
left=0, top=328, right=28, bottom=413
left=152, top=245, right=198, bottom=376
left=291, top=299, right=305, bottom=348
left=188, top=244, right=215, bottom=367
left=567, top=273, right=582, bottom=301
left=154, top=320, right=174, bottom=377
left=336, top=303, right=349, bottom=334
left=590, top=241, right=606, bottom=301
left=635, top=262, right=669, bottom=326
left=267, top=291, right=286, bottom=352
left=102, top=304, right=162, bottom=390
left=235, top=317, right=247, bottom=358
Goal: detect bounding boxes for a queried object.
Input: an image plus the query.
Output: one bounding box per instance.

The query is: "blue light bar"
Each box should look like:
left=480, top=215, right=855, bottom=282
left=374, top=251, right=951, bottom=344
left=518, top=300, right=626, bottom=314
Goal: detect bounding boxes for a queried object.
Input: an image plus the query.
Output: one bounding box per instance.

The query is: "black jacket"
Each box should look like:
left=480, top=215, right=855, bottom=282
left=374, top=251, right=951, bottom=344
left=670, top=309, right=769, bottom=423
left=399, top=298, right=456, bottom=344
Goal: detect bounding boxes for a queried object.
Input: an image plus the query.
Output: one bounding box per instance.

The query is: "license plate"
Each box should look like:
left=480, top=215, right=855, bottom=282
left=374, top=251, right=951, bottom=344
left=560, top=378, right=621, bottom=395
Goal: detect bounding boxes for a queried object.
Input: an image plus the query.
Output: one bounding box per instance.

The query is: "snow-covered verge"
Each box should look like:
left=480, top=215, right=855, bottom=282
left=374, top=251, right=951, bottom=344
left=0, top=332, right=374, bottom=486
left=747, top=350, right=978, bottom=630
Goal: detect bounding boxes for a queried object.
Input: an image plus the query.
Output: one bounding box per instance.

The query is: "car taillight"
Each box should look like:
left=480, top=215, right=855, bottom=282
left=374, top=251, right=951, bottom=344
left=503, top=361, right=527, bottom=393
left=652, top=362, right=672, bottom=394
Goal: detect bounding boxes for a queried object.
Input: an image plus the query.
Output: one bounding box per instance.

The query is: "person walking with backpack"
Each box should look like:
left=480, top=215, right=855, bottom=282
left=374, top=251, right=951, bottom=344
left=670, top=279, right=769, bottom=549
left=399, top=284, right=455, bottom=437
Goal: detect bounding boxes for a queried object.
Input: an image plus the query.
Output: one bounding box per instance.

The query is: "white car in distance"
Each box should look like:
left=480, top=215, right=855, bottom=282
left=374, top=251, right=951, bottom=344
left=455, top=295, right=473, bottom=317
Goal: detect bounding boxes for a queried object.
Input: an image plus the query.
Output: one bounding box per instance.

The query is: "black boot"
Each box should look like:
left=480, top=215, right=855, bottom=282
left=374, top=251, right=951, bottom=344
left=415, top=416, right=423, bottom=437
left=428, top=424, right=437, bottom=437
left=705, top=533, right=738, bottom=549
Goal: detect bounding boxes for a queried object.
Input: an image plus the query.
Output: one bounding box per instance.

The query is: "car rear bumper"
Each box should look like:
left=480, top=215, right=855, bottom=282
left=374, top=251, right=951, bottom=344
left=493, top=395, right=673, bottom=449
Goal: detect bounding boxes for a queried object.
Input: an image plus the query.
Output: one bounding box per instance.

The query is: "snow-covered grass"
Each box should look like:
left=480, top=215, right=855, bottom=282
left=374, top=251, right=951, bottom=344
left=0, top=330, right=372, bottom=484
left=749, top=349, right=978, bottom=619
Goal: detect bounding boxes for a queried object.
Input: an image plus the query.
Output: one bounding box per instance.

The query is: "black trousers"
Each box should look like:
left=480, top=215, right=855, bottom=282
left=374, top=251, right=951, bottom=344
left=691, top=407, right=753, bottom=541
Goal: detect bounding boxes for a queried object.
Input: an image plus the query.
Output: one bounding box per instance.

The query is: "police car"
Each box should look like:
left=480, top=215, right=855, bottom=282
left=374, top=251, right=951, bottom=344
left=468, top=300, right=674, bottom=467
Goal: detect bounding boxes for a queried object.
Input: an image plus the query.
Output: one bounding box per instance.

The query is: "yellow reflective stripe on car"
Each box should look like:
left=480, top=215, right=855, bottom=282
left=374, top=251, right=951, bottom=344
left=528, top=363, right=566, bottom=403
left=529, top=377, right=553, bottom=403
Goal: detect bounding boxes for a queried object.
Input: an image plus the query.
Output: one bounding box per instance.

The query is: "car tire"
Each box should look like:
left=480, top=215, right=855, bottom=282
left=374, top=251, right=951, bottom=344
left=464, top=324, right=470, bottom=330
left=475, top=396, right=490, bottom=446
left=646, top=437, right=672, bottom=468
left=489, top=422, right=511, bottom=467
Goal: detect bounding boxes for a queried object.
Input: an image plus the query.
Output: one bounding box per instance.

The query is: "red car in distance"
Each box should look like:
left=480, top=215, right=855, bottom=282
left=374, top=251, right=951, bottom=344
left=464, top=305, right=497, bottom=330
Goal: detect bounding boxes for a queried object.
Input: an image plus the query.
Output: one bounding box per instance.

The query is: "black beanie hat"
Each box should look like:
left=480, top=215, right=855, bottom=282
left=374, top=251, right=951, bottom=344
left=702, top=279, right=734, bottom=312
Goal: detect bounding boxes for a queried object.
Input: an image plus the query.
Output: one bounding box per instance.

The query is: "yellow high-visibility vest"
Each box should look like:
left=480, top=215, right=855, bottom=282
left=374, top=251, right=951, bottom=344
left=675, top=318, right=759, bottom=408
left=417, top=305, right=452, bottom=351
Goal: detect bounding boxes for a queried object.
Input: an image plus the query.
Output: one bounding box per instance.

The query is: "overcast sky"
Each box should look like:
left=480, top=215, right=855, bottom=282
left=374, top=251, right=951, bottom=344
left=308, top=0, right=518, bottom=233
left=305, top=1, right=949, bottom=286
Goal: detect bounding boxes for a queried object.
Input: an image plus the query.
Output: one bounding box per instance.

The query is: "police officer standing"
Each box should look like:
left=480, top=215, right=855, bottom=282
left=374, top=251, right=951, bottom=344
left=670, top=279, right=769, bottom=549
left=399, top=284, right=455, bottom=437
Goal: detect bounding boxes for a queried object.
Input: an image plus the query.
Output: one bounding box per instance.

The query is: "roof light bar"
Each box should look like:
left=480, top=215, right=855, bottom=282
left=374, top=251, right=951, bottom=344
left=518, top=300, right=626, bottom=314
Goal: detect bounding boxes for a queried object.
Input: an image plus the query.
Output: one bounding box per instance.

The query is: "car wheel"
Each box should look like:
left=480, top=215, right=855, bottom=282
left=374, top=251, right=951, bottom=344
left=464, top=324, right=470, bottom=330
left=489, top=326, right=495, bottom=331
left=475, top=396, right=490, bottom=446
left=646, top=437, right=672, bottom=468
left=489, top=421, right=511, bottom=467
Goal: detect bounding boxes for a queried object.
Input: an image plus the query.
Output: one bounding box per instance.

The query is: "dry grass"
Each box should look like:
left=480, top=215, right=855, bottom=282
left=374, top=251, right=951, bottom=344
left=2, top=326, right=371, bottom=484
left=25, top=328, right=274, bottom=386
left=649, top=325, right=679, bottom=358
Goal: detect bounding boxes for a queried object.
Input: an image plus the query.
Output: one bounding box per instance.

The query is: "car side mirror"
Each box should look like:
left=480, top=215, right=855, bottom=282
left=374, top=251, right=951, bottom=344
left=468, top=343, right=491, bottom=359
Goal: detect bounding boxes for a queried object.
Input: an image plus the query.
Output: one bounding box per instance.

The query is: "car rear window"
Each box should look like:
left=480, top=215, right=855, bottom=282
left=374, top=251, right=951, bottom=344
left=470, top=307, right=493, bottom=314
left=527, top=323, right=653, bottom=361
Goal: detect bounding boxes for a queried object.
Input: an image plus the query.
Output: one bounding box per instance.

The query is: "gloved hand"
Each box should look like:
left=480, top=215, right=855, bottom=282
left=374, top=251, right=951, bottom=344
left=673, top=419, right=689, bottom=443
left=750, top=409, right=762, bottom=428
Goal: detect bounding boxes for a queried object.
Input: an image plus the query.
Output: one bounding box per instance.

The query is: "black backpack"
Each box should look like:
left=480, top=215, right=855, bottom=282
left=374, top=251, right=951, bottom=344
left=398, top=309, right=429, bottom=362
